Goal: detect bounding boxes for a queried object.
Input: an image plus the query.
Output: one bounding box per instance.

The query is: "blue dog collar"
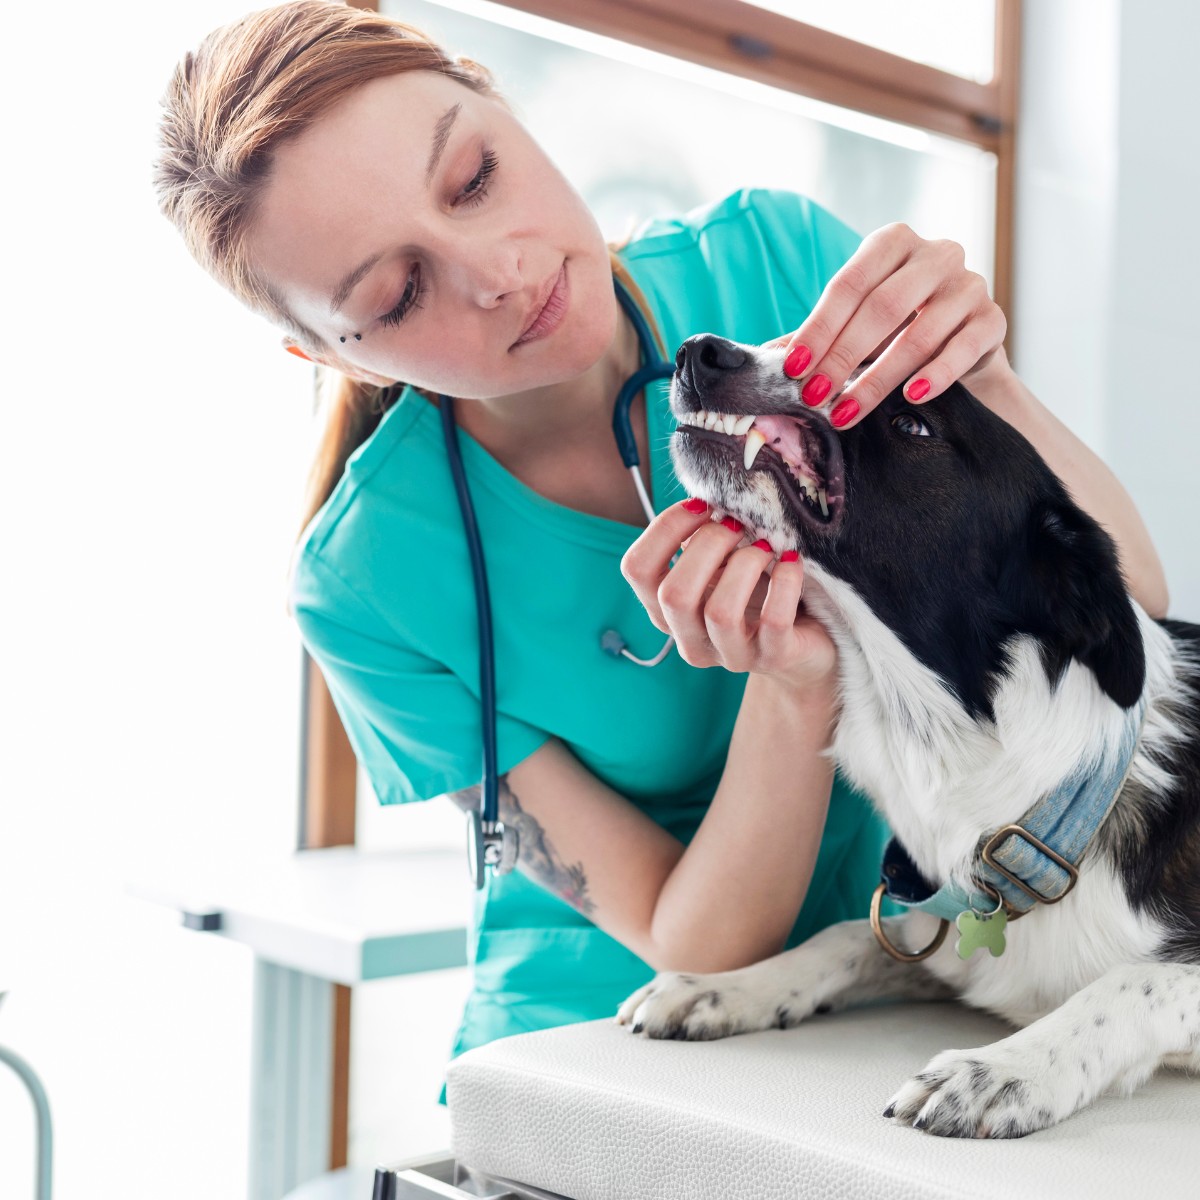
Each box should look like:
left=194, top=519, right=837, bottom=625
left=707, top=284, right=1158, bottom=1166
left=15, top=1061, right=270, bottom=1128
left=880, top=699, right=1147, bottom=925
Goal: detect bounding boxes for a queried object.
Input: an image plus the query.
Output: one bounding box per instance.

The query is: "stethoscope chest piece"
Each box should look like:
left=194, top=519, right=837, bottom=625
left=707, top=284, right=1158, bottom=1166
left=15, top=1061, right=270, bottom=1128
left=466, top=811, right=519, bottom=888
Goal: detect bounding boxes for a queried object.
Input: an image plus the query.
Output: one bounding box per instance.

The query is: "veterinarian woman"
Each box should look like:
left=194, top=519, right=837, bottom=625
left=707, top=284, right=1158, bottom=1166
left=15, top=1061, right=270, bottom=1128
left=153, top=1, right=1168, bottom=1100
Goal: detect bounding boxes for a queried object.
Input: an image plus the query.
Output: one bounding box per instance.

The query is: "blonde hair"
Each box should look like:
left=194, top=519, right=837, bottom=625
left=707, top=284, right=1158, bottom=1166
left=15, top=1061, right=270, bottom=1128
left=154, top=1, right=663, bottom=536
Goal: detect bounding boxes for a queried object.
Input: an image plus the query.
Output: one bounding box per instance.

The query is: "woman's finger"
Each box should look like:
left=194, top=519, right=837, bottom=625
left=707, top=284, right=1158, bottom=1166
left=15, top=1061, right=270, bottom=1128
left=825, top=286, right=977, bottom=421
left=620, top=499, right=721, bottom=631
left=700, top=538, right=778, bottom=670
left=793, top=257, right=945, bottom=408
left=752, top=553, right=807, bottom=667
left=654, top=517, right=750, bottom=664
left=833, top=286, right=1005, bottom=426
left=898, top=312, right=1007, bottom=407
left=779, top=224, right=917, bottom=391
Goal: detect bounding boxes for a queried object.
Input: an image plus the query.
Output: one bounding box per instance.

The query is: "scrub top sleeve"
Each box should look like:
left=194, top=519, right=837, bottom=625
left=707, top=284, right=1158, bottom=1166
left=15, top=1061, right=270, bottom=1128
left=291, top=551, right=550, bottom=807
left=741, top=187, right=864, bottom=325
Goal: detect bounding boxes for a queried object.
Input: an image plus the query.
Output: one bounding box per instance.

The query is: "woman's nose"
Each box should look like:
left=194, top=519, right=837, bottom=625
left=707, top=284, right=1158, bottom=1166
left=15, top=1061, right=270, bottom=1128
left=461, top=248, right=523, bottom=308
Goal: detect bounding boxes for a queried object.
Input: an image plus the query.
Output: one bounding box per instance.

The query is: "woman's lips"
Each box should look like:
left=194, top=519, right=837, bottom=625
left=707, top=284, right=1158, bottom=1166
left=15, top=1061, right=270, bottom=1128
left=512, top=263, right=568, bottom=348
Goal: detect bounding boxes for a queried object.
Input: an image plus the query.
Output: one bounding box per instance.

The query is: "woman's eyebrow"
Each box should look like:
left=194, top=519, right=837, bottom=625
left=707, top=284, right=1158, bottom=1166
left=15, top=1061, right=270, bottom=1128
left=328, top=102, right=463, bottom=316
left=425, top=103, right=462, bottom=187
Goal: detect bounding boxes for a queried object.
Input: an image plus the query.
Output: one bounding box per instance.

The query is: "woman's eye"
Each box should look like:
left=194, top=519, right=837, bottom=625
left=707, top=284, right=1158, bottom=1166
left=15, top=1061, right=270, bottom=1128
left=377, top=149, right=500, bottom=330
left=380, top=268, right=423, bottom=329
left=891, top=412, right=931, bottom=437
left=459, top=148, right=498, bottom=208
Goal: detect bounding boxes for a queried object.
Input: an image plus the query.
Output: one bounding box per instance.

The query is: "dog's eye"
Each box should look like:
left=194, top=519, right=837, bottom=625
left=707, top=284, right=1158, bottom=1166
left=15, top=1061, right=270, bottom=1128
left=891, top=412, right=932, bottom=437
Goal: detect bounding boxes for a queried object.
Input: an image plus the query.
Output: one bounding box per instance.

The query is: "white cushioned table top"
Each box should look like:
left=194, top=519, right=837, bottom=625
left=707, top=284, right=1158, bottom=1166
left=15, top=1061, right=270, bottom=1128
left=446, top=1001, right=1197, bottom=1200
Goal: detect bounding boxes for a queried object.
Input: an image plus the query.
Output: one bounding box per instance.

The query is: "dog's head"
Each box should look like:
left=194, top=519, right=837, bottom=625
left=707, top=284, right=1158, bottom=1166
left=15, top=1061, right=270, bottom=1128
left=669, top=334, right=1146, bottom=718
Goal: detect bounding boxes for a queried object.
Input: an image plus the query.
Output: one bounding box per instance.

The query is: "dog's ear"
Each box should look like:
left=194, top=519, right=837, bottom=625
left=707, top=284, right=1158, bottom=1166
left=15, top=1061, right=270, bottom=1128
left=1010, top=499, right=1146, bottom=707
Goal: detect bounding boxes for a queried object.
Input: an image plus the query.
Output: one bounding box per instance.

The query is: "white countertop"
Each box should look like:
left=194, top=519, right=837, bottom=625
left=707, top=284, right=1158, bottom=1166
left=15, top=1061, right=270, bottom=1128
left=128, top=846, right=474, bottom=984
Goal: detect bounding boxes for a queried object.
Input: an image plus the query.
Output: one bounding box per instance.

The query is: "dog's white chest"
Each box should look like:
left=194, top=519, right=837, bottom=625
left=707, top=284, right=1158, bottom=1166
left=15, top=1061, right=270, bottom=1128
left=917, top=862, right=1165, bottom=1024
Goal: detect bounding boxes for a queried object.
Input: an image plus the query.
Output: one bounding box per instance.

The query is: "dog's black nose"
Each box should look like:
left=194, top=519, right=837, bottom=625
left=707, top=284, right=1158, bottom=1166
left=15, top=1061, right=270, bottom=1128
left=675, top=334, right=748, bottom=400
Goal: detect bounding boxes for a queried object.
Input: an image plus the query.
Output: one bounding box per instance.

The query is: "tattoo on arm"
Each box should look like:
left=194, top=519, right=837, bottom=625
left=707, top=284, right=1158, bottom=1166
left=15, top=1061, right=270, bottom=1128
left=446, top=775, right=595, bottom=916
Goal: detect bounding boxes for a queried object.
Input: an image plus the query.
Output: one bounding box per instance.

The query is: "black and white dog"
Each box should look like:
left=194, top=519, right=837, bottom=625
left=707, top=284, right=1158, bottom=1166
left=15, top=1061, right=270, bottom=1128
left=616, top=334, right=1200, bottom=1138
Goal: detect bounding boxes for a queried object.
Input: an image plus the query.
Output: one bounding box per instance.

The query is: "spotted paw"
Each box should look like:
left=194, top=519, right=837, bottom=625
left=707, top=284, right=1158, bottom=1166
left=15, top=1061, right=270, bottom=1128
left=883, top=1046, right=1067, bottom=1139
left=616, top=970, right=809, bottom=1041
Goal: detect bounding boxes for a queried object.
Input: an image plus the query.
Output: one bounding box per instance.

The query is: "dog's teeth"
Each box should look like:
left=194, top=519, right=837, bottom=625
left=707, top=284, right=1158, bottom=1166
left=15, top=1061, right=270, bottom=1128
left=721, top=414, right=739, bottom=435
left=818, top=488, right=829, bottom=518
left=744, top=428, right=767, bottom=470
left=704, top=411, right=720, bottom=430
left=733, top=414, right=755, bottom=436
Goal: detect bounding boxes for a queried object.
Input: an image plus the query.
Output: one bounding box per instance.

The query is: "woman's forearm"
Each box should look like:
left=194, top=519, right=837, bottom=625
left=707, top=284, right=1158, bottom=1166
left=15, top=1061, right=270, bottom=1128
left=968, top=362, right=1169, bottom=617
left=649, top=673, right=836, bottom=972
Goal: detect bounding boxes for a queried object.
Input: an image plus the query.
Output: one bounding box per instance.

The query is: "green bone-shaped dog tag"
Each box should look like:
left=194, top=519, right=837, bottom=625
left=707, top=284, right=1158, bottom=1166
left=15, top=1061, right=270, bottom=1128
left=955, top=909, right=1007, bottom=959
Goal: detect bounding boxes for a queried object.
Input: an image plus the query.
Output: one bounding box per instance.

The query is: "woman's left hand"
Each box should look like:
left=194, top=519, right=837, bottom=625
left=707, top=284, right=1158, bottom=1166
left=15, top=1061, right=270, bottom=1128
left=771, top=224, right=1008, bottom=429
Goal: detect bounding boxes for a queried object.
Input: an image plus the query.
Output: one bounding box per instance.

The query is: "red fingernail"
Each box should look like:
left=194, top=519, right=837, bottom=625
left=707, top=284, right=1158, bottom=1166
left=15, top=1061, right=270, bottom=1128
left=752, top=538, right=772, bottom=553
left=907, top=377, right=931, bottom=401
left=784, top=344, right=812, bottom=378
left=721, top=516, right=744, bottom=533
left=830, top=397, right=860, bottom=428
left=779, top=550, right=800, bottom=563
left=801, top=374, right=831, bottom=406
left=681, top=497, right=708, bottom=514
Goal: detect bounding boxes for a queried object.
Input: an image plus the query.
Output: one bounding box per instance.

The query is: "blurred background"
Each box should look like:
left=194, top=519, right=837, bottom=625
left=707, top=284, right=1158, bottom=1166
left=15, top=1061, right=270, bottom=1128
left=2, top=0, right=1196, bottom=1196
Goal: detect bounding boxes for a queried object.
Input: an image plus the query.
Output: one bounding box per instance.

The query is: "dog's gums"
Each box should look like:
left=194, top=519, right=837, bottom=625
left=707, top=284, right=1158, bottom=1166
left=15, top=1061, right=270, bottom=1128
left=674, top=406, right=844, bottom=533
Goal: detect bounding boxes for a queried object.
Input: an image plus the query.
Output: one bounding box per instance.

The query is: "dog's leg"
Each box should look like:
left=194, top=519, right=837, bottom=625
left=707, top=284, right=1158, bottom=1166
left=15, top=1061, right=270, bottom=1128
left=885, top=960, right=1200, bottom=1139
left=616, top=916, right=955, bottom=1040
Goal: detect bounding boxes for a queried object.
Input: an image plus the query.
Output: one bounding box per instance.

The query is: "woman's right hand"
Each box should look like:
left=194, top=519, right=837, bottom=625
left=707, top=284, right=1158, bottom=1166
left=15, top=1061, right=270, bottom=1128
left=620, top=498, right=838, bottom=695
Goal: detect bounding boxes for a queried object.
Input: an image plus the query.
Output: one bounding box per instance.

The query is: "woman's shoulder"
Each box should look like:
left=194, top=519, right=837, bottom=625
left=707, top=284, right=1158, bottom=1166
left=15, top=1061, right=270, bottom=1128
left=290, top=385, right=448, bottom=612
left=619, top=187, right=859, bottom=263
left=296, top=386, right=435, bottom=555
left=617, top=187, right=863, bottom=346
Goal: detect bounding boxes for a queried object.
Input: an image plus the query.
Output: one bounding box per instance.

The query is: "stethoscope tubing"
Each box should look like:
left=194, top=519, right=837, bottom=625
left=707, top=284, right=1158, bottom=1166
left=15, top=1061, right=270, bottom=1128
left=439, top=393, right=501, bottom=825
left=441, top=274, right=676, bottom=873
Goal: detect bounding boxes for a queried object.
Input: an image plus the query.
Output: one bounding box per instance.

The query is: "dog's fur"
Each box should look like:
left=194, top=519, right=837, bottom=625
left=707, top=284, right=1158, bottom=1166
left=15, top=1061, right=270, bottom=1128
left=616, top=335, right=1200, bottom=1138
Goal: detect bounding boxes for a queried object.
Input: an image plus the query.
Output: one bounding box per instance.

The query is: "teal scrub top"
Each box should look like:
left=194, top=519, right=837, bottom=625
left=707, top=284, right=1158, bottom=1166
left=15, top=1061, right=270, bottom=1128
left=289, top=188, right=895, bottom=1100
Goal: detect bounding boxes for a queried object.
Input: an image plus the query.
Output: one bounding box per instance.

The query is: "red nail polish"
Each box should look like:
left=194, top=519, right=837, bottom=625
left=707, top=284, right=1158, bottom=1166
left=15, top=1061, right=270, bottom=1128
left=801, top=374, right=832, bottom=406
left=784, top=344, right=812, bottom=378
left=681, top=497, right=708, bottom=514
left=721, top=516, right=744, bottom=533
left=907, top=377, right=931, bottom=401
left=830, top=397, right=860, bottom=428
left=780, top=550, right=800, bottom=563
left=752, top=538, right=772, bottom=553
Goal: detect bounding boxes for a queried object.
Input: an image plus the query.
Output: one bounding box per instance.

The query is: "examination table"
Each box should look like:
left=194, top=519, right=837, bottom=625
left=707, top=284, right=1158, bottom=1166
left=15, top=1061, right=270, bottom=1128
left=373, top=999, right=1198, bottom=1199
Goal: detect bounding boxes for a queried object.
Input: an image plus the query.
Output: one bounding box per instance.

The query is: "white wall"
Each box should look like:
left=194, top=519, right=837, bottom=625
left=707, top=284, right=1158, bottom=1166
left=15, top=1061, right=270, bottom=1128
left=1014, top=0, right=1198, bottom=617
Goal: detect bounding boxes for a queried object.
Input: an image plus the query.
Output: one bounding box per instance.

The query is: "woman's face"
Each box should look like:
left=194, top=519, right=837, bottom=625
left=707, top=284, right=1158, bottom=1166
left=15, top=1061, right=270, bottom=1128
left=250, top=70, right=617, bottom=398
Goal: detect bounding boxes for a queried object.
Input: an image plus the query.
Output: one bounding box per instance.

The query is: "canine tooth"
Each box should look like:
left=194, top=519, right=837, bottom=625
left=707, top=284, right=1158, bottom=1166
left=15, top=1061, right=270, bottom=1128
left=744, top=428, right=767, bottom=470
left=733, top=414, right=755, bottom=435
left=818, top=488, right=829, bottom=518
left=704, top=411, right=720, bottom=430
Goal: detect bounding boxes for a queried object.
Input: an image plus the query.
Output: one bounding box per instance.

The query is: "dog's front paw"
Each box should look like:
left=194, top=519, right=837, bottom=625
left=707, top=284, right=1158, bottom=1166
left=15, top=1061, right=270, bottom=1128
left=883, top=1046, right=1066, bottom=1139
left=615, top=970, right=795, bottom=1041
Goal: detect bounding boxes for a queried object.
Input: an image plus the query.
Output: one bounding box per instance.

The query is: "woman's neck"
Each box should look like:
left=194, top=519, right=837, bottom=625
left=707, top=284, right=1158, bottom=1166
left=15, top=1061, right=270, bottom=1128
left=450, top=303, right=642, bottom=461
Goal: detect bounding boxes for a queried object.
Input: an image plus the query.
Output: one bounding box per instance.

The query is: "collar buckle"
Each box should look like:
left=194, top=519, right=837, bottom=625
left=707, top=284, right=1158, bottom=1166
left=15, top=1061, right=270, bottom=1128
left=980, top=823, right=1080, bottom=906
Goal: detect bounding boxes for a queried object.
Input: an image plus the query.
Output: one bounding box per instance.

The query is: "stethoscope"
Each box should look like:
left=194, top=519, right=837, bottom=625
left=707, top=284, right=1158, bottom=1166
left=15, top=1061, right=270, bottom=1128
left=439, top=276, right=677, bottom=889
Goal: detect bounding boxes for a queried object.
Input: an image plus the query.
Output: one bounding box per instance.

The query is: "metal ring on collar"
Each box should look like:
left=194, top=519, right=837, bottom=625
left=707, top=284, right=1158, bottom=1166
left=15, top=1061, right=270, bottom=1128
left=870, top=883, right=950, bottom=963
